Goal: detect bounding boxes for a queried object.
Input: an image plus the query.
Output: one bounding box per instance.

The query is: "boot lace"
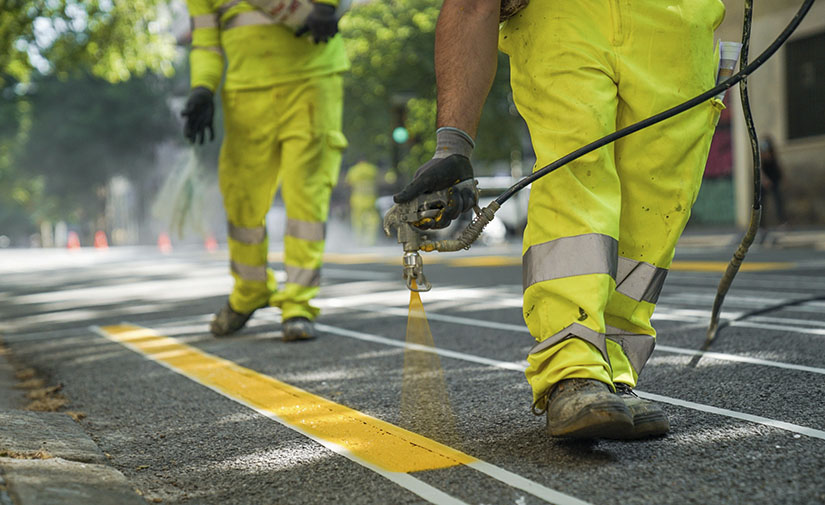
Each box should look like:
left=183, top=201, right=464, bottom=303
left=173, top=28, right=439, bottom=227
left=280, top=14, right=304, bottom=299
left=614, top=383, right=638, bottom=397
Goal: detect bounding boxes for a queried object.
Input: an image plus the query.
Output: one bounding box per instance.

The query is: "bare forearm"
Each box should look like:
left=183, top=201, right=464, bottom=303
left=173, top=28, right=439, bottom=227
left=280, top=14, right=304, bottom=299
left=435, top=0, right=500, bottom=138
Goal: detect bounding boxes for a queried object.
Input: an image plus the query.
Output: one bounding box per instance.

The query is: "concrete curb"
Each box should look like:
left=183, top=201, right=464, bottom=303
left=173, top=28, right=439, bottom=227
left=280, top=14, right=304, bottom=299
left=0, top=349, right=145, bottom=505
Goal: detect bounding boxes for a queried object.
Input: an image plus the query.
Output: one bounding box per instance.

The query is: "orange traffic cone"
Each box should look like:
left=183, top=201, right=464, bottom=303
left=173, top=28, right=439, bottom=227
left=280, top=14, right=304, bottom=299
left=204, top=234, right=218, bottom=252
left=94, top=230, right=108, bottom=249
left=67, top=231, right=81, bottom=250
left=157, top=232, right=172, bottom=254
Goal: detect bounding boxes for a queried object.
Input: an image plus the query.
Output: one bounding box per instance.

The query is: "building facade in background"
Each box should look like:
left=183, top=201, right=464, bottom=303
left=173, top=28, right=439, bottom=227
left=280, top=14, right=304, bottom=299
left=693, top=0, right=825, bottom=227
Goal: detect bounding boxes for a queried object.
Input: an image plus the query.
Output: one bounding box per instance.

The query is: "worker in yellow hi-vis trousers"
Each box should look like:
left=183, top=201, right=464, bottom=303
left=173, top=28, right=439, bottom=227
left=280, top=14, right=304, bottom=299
left=345, top=160, right=379, bottom=246
left=393, top=0, right=725, bottom=439
left=180, top=0, right=349, bottom=341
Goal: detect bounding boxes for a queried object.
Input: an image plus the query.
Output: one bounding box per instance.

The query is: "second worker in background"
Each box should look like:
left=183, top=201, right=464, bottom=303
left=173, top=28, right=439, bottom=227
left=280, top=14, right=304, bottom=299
left=181, top=0, right=349, bottom=340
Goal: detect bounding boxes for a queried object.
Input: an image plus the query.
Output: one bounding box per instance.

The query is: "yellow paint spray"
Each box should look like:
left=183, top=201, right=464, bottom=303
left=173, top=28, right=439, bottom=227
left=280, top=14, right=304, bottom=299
left=400, top=283, right=461, bottom=447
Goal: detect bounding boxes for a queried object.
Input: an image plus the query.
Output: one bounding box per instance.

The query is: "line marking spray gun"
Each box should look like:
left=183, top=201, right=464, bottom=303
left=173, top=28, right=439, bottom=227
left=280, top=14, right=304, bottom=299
left=382, top=183, right=499, bottom=292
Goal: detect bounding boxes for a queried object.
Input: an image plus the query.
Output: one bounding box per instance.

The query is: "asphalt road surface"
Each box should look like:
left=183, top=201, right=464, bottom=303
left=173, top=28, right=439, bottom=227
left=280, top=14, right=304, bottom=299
left=1, top=238, right=824, bottom=504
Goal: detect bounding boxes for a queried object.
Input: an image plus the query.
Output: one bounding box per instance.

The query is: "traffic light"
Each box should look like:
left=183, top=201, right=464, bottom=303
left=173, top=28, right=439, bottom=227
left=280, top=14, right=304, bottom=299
left=389, top=93, right=416, bottom=173
left=392, top=126, right=409, bottom=144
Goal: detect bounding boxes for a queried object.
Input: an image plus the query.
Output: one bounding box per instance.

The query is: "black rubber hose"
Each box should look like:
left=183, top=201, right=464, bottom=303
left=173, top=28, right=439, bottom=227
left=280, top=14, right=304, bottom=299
left=702, top=0, right=762, bottom=351
left=495, top=0, right=816, bottom=207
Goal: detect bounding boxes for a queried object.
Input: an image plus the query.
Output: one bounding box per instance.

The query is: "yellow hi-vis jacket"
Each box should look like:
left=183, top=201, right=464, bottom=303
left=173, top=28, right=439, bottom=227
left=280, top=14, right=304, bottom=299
left=186, top=0, right=350, bottom=92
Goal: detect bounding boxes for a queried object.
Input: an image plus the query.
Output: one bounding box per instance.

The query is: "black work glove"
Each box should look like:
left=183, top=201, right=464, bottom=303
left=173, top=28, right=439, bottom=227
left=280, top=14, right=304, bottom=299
left=181, top=86, right=215, bottom=144
left=393, top=154, right=477, bottom=230
left=295, top=2, right=338, bottom=44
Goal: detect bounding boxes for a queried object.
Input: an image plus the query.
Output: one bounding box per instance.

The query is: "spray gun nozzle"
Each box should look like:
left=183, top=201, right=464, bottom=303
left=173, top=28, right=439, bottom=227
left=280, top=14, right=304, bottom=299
left=403, top=251, right=431, bottom=292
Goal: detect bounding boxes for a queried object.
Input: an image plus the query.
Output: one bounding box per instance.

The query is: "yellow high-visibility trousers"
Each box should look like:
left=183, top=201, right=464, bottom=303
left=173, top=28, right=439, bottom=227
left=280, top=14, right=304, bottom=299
left=500, top=0, right=725, bottom=406
left=219, top=73, right=347, bottom=321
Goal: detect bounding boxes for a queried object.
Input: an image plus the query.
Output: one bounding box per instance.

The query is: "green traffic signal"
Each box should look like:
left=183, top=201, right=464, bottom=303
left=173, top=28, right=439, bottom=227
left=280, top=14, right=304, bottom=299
left=392, top=126, right=409, bottom=144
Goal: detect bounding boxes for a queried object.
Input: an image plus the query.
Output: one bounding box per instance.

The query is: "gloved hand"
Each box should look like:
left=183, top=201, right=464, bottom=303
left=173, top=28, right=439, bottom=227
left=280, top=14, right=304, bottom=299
left=393, top=127, right=478, bottom=230
left=181, top=86, right=215, bottom=144
left=295, top=2, right=338, bottom=44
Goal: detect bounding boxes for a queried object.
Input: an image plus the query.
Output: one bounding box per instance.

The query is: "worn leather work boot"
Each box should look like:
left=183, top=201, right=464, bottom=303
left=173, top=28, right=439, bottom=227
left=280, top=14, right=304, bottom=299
left=209, top=302, right=257, bottom=337
left=614, top=383, right=670, bottom=439
left=282, top=317, right=316, bottom=342
left=541, top=378, right=633, bottom=439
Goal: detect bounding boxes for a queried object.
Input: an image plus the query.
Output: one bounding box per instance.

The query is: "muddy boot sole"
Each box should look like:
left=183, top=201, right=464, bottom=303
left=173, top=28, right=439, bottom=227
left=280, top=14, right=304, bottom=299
left=548, top=400, right=634, bottom=439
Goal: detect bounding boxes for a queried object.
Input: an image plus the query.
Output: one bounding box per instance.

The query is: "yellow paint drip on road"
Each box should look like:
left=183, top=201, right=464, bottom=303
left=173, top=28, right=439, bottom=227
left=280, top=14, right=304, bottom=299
left=99, top=324, right=476, bottom=473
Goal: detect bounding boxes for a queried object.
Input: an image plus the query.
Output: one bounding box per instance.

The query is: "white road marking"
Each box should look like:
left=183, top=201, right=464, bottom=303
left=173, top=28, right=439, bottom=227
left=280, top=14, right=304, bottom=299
left=729, top=320, right=825, bottom=336
left=94, top=324, right=591, bottom=505
left=312, top=322, right=825, bottom=441
left=340, top=306, right=825, bottom=376
left=636, top=392, right=825, bottom=441
left=89, top=326, right=472, bottom=505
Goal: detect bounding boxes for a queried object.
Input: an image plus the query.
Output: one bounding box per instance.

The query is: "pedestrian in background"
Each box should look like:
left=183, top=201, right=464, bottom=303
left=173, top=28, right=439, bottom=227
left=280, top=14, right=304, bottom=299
left=760, top=136, right=788, bottom=227
left=393, top=0, right=726, bottom=439
left=181, top=0, right=349, bottom=340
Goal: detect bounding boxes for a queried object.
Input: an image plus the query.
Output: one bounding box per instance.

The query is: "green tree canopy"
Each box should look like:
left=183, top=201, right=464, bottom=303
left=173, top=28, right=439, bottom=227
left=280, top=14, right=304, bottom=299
left=1, top=0, right=175, bottom=88
left=340, top=0, right=525, bottom=177
left=0, top=0, right=178, bottom=240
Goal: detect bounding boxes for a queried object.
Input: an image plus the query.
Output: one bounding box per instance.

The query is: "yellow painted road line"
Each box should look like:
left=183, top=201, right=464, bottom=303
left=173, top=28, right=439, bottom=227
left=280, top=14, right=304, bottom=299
left=94, top=324, right=592, bottom=505
left=269, top=251, right=794, bottom=272
left=670, top=261, right=795, bottom=272
left=97, top=324, right=470, bottom=473
left=447, top=256, right=521, bottom=267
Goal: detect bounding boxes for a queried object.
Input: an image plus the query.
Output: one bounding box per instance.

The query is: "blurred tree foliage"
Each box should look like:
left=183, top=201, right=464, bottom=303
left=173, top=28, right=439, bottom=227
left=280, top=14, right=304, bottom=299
left=0, top=0, right=175, bottom=87
left=0, top=0, right=177, bottom=240
left=340, top=0, right=525, bottom=177
left=11, top=74, right=177, bottom=227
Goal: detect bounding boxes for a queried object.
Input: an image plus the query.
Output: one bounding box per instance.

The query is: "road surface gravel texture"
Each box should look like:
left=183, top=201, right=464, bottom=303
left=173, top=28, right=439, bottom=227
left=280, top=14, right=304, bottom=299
left=0, top=235, right=823, bottom=504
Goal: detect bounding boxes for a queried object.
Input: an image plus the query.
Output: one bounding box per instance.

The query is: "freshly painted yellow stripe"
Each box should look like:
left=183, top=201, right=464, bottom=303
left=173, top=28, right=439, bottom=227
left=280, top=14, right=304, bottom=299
left=99, top=324, right=476, bottom=473
left=669, top=261, right=794, bottom=272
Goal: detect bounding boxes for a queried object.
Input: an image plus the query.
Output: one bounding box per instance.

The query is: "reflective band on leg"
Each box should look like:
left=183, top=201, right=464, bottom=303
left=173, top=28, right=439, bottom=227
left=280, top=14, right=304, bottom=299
left=223, top=10, right=276, bottom=30
left=228, top=223, right=266, bottom=245
left=523, top=234, right=618, bottom=291
left=615, top=257, right=668, bottom=303
left=605, top=326, right=656, bottom=374
left=286, top=265, right=321, bottom=288
left=231, top=261, right=267, bottom=282
left=285, top=218, right=326, bottom=242
left=527, top=322, right=609, bottom=365
left=191, top=14, right=219, bottom=29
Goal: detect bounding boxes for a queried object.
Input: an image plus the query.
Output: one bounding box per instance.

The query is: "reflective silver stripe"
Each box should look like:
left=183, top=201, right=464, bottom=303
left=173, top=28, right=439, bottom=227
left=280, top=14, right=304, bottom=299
left=606, top=326, right=656, bottom=374
left=231, top=261, right=267, bottom=282
left=223, top=10, right=276, bottom=30
left=285, top=219, right=326, bottom=242
left=191, top=14, right=219, bottom=29
left=615, top=257, right=668, bottom=304
left=522, top=234, right=618, bottom=291
left=286, top=265, right=321, bottom=288
left=527, top=322, right=609, bottom=366
left=192, top=45, right=224, bottom=55
left=228, top=223, right=266, bottom=245
left=216, top=0, right=242, bottom=17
